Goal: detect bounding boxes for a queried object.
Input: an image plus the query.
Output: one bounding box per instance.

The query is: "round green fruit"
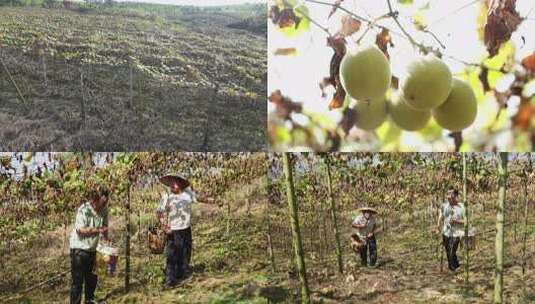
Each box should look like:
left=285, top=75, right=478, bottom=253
left=389, top=93, right=431, bottom=131
left=401, top=54, right=452, bottom=110
left=432, top=78, right=477, bottom=131
left=340, top=45, right=391, bottom=101
left=353, top=97, right=388, bottom=130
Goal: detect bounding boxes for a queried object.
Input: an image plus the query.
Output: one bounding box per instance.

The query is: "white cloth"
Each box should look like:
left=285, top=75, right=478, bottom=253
left=352, top=214, right=376, bottom=239
left=157, top=188, right=196, bottom=230
left=441, top=201, right=466, bottom=237
left=69, top=202, right=108, bottom=251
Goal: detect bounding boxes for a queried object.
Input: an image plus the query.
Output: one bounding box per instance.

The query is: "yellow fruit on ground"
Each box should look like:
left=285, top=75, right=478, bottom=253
left=340, top=45, right=391, bottom=101
left=389, top=93, right=431, bottom=131
left=353, top=97, right=388, bottom=130
left=401, top=54, right=452, bottom=110
left=432, top=78, right=477, bottom=131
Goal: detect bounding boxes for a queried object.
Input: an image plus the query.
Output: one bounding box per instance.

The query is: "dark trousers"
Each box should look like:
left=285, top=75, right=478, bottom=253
left=359, top=236, right=377, bottom=266
left=443, top=235, right=460, bottom=271
left=70, top=249, right=97, bottom=304
left=165, top=227, right=192, bottom=285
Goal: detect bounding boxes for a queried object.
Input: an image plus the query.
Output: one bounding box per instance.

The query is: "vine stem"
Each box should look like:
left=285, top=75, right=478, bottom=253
left=386, top=0, right=435, bottom=54
left=305, top=0, right=394, bottom=33
left=305, top=0, right=439, bottom=55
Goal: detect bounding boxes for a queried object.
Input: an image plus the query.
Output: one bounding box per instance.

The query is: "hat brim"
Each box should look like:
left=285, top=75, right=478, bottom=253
left=159, top=175, right=190, bottom=189
left=358, top=207, right=378, bottom=214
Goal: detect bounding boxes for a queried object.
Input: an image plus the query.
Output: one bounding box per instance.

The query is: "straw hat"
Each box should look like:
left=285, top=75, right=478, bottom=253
left=358, top=207, right=378, bottom=214
left=159, top=174, right=190, bottom=189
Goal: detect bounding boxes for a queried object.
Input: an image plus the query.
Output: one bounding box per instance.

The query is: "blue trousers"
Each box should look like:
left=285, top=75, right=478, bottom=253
left=70, top=249, right=97, bottom=304
left=359, top=236, right=377, bottom=266
left=165, top=227, right=192, bottom=285
left=442, top=235, right=460, bottom=271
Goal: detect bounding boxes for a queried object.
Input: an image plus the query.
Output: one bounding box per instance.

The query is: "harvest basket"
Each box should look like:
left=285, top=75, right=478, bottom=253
left=461, top=228, right=476, bottom=251
left=148, top=226, right=166, bottom=254
left=96, top=243, right=119, bottom=276
left=350, top=234, right=366, bottom=252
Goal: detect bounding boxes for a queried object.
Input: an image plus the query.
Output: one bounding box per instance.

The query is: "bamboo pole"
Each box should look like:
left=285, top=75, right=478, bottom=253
left=0, top=56, right=28, bottom=106
left=463, top=153, right=470, bottom=289
left=325, top=155, right=343, bottom=274
left=494, top=152, right=508, bottom=304
left=282, top=153, right=310, bottom=304
left=125, top=183, right=131, bottom=291
left=521, top=155, right=531, bottom=294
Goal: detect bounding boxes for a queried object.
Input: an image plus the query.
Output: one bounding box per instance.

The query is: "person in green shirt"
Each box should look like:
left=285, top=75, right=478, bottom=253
left=437, top=187, right=466, bottom=272
left=69, top=185, right=110, bottom=304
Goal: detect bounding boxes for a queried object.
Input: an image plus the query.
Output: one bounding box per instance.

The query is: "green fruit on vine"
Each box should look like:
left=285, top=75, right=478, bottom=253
left=340, top=45, right=391, bottom=101
left=389, top=93, right=431, bottom=131
left=401, top=54, right=452, bottom=110
left=353, top=97, right=388, bottom=130
left=432, top=78, right=477, bottom=131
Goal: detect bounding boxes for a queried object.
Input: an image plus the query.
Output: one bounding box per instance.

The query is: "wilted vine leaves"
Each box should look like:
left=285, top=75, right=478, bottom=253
left=269, top=90, right=303, bottom=119
left=321, top=36, right=347, bottom=110
left=484, top=0, right=522, bottom=57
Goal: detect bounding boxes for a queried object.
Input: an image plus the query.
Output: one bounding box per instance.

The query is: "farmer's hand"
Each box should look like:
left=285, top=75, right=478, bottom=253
left=99, top=227, right=109, bottom=234
left=367, top=233, right=373, bottom=239
left=165, top=225, right=172, bottom=234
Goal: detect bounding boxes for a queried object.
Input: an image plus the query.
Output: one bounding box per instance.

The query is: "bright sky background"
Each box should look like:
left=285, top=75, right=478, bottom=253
left=268, top=0, right=535, bottom=151
left=117, top=0, right=266, bottom=6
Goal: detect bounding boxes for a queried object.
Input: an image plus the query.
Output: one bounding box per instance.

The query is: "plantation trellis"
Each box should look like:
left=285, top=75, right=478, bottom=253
left=0, top=4, right=267, bottom=151
left=267, top=153, right=535, bottom=303
left=0, top=152, right=267, bottom=302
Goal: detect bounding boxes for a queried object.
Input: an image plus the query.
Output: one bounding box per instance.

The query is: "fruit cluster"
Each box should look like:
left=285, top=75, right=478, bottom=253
left=340, top=45, right=477, bottom=132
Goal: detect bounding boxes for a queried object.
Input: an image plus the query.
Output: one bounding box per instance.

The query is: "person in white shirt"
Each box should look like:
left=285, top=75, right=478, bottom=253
left=69, top=184, right=110, bottom=304
left=156, top=174, right=196, bottom=288
left=437, top=187, right=466, bottom=272
left=351, top=207, right=380, bottom=267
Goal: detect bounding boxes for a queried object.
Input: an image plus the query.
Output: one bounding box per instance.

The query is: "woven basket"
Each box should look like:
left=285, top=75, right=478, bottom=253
left=350, top=234, right=366, bottom=251
left=148, top=226, right=166, bottom=254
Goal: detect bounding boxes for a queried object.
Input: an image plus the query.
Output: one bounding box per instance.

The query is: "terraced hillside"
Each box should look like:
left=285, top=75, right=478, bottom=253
left=0, top=4, right=266, bottom=151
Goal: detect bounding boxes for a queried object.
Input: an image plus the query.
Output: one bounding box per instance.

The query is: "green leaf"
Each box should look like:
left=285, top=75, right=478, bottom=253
left=398, top=0, right=413, bottom=5
left=279, top=5, right=311, bottom=38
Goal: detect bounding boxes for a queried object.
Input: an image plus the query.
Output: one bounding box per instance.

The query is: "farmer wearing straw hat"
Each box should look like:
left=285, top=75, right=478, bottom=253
left=437, top=187, right=466, bottom=272
left=156, top=173, right=197, bottom=288
left=69, top=180, right=110, bottom=304
left=352, top=207, right=380, bottom=267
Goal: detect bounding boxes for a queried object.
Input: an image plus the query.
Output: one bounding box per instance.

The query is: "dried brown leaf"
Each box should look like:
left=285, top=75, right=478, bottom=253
left=375, top=28, right=393, bottom=60
left=336, top=15, right=361, bottom=38
left=320, top=36, right=347, bottom=110
left=269, top=90, right=303, bottom=119
left=339, top=107, right=356, bottom=134
left=512, top=99, right=533, bottom=130
left=329, top=82, right=346, bottom=110
left=479, top=66, right=490, bottom=91
left=274, top=48, right=298, bottom=56
left=484, top=0, right=522, bottom=57
left=269, top=5, right=301, bottom=29
left=521, top=52, right=535, bottom=72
